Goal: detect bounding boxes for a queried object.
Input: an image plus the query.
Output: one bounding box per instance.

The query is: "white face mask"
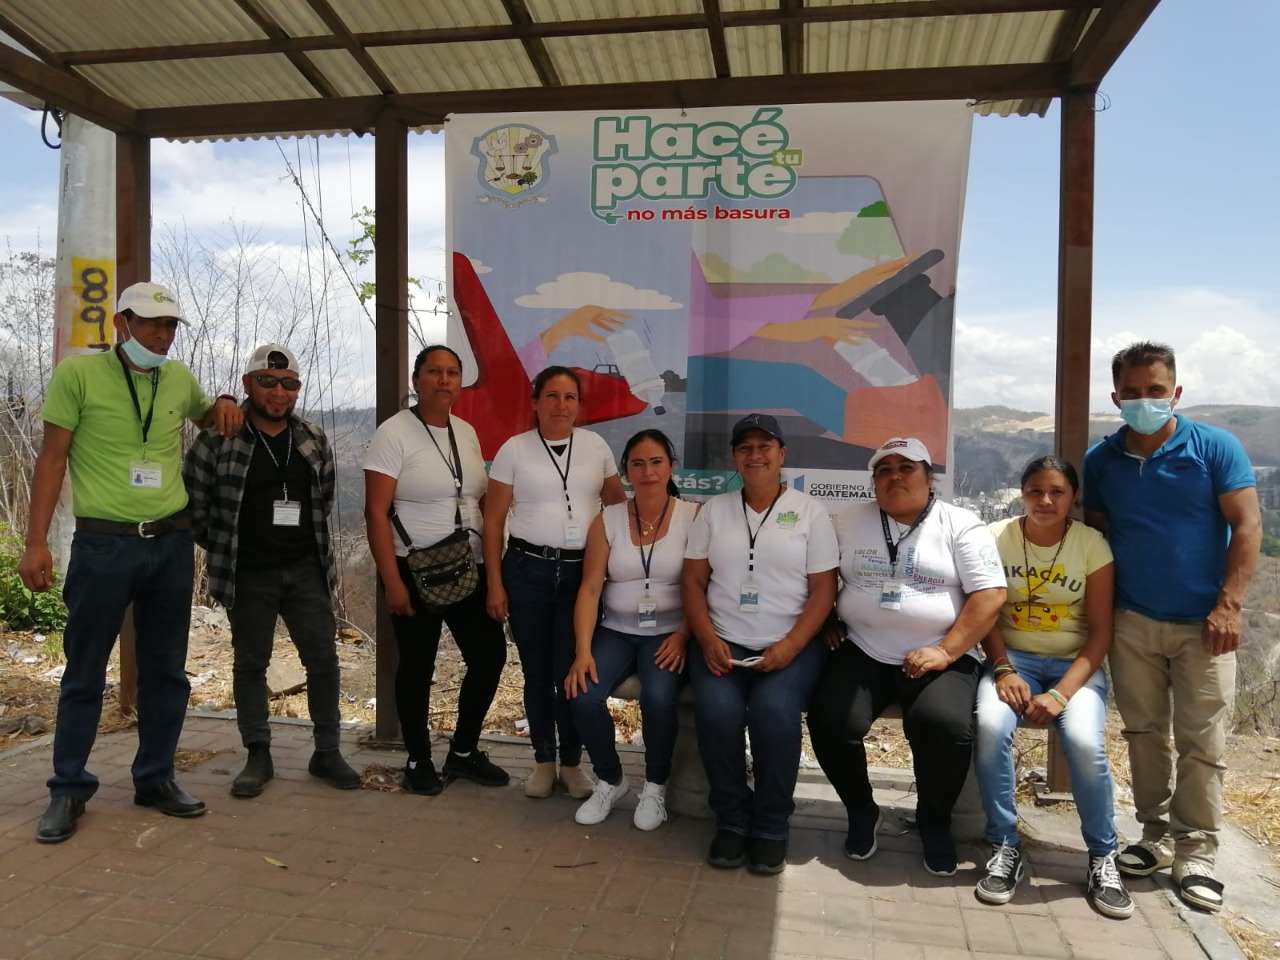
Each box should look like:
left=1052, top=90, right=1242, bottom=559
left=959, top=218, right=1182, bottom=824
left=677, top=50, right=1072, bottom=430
left=120, top=332, right=169, bottom=369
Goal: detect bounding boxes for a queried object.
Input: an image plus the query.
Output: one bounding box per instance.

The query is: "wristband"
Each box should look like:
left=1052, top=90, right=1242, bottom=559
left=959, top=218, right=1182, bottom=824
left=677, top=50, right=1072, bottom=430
left=993, top=664, right=1017, bottom=678
left=1047, top=688, right=1068, bottom=708
left=217, top=394, right=238, bottom=404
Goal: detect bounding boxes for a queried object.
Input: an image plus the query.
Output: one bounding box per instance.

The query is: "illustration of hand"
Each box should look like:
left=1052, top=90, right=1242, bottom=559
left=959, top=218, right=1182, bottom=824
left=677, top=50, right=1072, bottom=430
left=539, top=305, right=632, bottom=354
left=806, top=254, right=915, bottom=313
left=756, top=316, right=877, bottom=346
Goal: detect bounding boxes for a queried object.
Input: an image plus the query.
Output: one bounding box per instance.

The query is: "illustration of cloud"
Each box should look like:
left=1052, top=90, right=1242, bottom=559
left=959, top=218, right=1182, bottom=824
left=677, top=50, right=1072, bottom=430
left=777, top=211, right=859, bottom=235
left=468, top=257, right=492, bottom=274
left=737, top=253, right=831, bottom=284
left=514, top=272, right=683, bottom=309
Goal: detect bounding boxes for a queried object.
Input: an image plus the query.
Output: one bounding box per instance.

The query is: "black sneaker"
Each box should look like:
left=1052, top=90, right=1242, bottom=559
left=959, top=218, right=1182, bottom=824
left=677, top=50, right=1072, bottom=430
left=844, top=804, right=882, bottom=860
left=308, top=749, right=361, bottom=790
left=707, top=830, right=747, bottom=869
left=920, top=826, right=957, bottom=877
left=443, top=749, right=510, bottom=787
left=1087, top=852, right=1135, bottom=919
left=747, top=837, right=788, bottom=875
left=401, top=758, right=443, bottom=796
left=975, top=842, right=1025, bottom=905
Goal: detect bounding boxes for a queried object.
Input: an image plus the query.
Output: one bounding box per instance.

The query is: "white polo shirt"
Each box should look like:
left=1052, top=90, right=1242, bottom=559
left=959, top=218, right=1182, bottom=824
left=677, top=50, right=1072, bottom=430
left=685, top=486, right=839, bottom=650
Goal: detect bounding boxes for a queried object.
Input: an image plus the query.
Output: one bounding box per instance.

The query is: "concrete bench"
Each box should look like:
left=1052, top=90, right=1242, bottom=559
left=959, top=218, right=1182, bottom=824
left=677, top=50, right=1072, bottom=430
left=609, top=675, right=1068, bottom=840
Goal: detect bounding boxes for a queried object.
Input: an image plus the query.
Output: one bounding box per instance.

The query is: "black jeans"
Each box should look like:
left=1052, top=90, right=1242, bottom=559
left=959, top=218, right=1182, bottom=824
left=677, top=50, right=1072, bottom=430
left=807, top=641, right=980, bottom=830
left=227, top=556, right=342, bottom=751
left=391, top=559, right=506, bottom=760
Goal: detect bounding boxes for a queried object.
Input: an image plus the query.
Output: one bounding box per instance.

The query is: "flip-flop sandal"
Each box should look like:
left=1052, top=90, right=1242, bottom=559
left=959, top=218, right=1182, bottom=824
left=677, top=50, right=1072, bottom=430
left=1178, top=874, right=1224, bottom=912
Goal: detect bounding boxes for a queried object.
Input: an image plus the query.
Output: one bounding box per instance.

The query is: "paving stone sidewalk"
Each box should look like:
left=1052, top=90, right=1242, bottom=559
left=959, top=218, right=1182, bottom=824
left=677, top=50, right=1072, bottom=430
left=0, top=716, right=1215, bottom=960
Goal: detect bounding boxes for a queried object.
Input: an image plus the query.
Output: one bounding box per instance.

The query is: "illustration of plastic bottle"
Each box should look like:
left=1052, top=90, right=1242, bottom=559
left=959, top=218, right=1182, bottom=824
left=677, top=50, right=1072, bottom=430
left=833, top=339, right=916, bottom=387
left=607, top=329, right=667, bottom=415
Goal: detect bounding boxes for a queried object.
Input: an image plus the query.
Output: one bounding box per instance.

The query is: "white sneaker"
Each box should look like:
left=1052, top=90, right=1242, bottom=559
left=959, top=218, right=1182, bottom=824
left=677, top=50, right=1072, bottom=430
left=575, top=778, right=628, bottom=825
left=633, top=781, right=668, bottom=831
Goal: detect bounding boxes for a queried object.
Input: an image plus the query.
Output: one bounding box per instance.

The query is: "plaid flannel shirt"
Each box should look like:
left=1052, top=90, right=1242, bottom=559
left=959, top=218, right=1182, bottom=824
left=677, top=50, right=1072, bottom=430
left=183, top=408, right=337, bottom=609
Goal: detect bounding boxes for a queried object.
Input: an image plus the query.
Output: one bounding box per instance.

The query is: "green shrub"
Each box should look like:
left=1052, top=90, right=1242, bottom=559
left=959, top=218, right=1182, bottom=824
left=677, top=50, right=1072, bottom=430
left=0, top=538, right=68, bottom=632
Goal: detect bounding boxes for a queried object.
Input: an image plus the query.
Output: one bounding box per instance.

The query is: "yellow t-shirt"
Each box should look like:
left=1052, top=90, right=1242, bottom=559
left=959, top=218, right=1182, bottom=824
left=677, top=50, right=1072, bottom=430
left=988, top=516, right=1113, bottom=658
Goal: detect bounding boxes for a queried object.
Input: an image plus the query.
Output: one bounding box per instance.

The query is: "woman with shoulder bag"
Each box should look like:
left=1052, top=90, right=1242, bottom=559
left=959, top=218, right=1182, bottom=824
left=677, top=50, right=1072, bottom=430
left=364, top=345, right=509, bottom=796
left=484, top=366, right=627, bottom=800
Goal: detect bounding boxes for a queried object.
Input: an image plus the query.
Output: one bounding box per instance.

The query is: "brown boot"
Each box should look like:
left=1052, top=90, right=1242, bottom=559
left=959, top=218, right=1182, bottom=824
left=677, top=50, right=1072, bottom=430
left=523, top=761, right=557, bottom=798
left=558, top=764, right=595, bottom=800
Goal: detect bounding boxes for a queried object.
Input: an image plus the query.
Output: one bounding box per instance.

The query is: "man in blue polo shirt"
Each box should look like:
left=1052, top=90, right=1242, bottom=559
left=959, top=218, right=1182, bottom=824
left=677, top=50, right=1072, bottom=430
left=1083, top=341, right=1260, bottom=914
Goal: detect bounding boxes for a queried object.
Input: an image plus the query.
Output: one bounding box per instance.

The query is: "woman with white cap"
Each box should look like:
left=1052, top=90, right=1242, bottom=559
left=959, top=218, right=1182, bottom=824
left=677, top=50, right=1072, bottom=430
left=682, top=413, right=838, bottom=876
left=807, top=437, right=1006, bottom=878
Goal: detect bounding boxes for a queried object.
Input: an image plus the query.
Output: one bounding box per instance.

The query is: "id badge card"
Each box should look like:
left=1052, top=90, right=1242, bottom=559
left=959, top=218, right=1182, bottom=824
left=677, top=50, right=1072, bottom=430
left=129, top=461, right=162, bottom=489
left=880, top=580, right=904, bottom=610
left=739, top=581, right=760, bottom=613
left=637, top=598, right=658, bottom=629
left=273, top=500, right=302, bottom=527
left=563, top=518, right=584, bottom=548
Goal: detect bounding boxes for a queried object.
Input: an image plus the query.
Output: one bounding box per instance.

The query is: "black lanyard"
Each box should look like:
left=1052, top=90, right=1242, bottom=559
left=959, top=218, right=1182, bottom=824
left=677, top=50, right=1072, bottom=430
left=741, top=486, right=784, bottom=577
left=250, top=423, right=293, bottom=499
left=635, top=495, right=671, bottom=592
left=879, top=493, right=935, bottom=576
left=538, top=428, right=575, bottom=517
left=415, top=408, right=466, bottom=530
left=116, top=347, right=159, bottom=449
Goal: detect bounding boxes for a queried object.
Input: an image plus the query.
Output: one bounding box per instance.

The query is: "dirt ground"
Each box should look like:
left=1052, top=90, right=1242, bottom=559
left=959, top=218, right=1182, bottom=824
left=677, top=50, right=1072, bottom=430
left=3, top=617, right=1278, bottom=943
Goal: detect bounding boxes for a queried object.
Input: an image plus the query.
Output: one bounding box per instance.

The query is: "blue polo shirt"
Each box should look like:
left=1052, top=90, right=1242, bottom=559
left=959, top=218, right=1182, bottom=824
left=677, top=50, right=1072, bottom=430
left=1083, top=417, right=1254, bottom=622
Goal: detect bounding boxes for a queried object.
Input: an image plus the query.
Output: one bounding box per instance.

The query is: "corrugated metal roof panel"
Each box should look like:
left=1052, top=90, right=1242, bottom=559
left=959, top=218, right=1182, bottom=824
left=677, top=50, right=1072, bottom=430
left=545, top=31, right=714, bottom=86
left=77, top=55, right=320, bottom=109
left=725, top=25, right=783, bottom=77
left=251, top=0, right=332, bottom=38
left=323, top=0, right=509, bottom=33
left=0, top=0, right=261, bottom=51
left=527, top=0, right=702, bottom=20
left=302, top=49, right=383, bottom=98
left=371, top=40, right=540, bottom=94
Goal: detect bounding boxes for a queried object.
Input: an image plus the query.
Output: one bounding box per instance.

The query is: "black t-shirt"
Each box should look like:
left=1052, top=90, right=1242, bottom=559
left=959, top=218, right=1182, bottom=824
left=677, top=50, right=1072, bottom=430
left=236, top=425, right=318, bottom=570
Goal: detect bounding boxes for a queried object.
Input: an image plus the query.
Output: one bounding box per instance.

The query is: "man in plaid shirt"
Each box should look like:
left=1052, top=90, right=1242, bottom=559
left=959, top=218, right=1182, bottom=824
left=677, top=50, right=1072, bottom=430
left=184, top=344, right=359, bottom=797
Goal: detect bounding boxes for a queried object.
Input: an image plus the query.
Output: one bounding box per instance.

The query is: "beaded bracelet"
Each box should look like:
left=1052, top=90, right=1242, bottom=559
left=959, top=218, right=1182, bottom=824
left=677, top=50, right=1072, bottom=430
left=1047, top=688, right=1069, bottom=708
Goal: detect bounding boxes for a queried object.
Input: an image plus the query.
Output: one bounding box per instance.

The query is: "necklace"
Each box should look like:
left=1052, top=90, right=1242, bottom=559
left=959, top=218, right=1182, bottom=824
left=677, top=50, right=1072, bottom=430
left=1020, top=517, right=1070, bottom=603
left=634, top=496, right=670, bottom=538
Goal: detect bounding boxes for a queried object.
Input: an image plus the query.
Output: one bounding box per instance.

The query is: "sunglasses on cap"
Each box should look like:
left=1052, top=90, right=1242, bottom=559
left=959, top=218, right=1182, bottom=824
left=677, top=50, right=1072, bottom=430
left=250, top=375, right=302, bottom=391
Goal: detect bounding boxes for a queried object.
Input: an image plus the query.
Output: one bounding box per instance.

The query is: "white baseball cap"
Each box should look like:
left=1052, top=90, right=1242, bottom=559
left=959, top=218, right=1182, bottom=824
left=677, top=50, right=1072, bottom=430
left=868, top=437, right=932, bottom=471
left=244, top=343, right=299, bottom=375
left=117, top=281, right=186, bottom=323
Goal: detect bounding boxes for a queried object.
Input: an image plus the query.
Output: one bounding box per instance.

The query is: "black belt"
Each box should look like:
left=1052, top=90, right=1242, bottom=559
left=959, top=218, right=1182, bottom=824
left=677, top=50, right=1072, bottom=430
left=508, top=536, right=584, bottom=562
left=76, top=513, right=192, bottom=539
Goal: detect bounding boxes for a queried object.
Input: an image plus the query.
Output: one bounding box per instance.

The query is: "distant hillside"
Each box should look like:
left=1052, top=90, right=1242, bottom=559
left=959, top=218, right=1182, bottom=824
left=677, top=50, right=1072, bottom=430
left=952, top=404, right=1280, bottom=495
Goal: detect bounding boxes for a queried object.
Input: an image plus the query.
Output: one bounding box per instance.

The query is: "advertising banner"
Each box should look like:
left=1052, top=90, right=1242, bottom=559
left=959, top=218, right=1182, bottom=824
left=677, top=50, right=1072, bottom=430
left=446, top=102, right=972, bottom=504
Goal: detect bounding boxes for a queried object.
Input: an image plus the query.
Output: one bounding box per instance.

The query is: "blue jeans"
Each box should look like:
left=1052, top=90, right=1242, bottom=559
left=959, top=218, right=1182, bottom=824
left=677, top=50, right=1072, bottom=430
left=50, top=529, right=195, bottom=798
left=569, top=625, right=683, bottom=785
left=227, top=556, right=341, bottom=751
left=503, top=549, right=582, bottom=765
left=688, top=638, right=829, bottom=841
left=974, top=648, right=1117, bottom=856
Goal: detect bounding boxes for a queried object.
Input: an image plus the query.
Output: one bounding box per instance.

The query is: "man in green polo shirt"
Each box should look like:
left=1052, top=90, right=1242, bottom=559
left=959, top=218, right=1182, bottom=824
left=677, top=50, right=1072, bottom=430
left=19, top=281, right=243, bottom=843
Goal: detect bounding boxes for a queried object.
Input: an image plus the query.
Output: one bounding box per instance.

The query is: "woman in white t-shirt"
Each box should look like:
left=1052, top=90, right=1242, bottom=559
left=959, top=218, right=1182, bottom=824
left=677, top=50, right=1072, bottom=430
left=565, top=429, right=698, bottom=831
left=682, top=413, right=839, bottom=876
left=807, top=437, right=1006, bottom=879
left=483, top=366, right=627, bottom=801
left=973, top=456, right=1131, bottom=919
left=363, top=345, right=509, bottom=797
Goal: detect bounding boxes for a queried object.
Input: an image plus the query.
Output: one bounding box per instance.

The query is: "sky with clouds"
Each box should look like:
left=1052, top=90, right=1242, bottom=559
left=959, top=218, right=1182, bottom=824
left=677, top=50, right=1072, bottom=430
left=0, top=0, right=1275, bottom=414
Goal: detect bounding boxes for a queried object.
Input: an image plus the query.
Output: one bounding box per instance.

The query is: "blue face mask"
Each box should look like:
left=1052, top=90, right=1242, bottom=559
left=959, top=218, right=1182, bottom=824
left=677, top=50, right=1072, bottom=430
left=120, top=333, right=169, bottom=370
left=1119, top=398, right=1174, bottom=435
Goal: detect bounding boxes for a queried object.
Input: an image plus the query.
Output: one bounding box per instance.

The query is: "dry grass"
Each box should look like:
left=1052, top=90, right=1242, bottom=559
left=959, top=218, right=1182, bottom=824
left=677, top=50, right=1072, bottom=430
left=174, top=747, right=224, bottom=771
left=359, top=762, right=406, bottom=792
left=1223, top=914, right=1280, bottom=960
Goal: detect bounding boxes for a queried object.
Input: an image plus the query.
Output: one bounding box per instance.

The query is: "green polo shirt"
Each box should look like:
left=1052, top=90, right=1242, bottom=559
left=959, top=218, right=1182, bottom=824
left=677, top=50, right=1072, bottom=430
left=42, top=351, right=210, bottom=522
